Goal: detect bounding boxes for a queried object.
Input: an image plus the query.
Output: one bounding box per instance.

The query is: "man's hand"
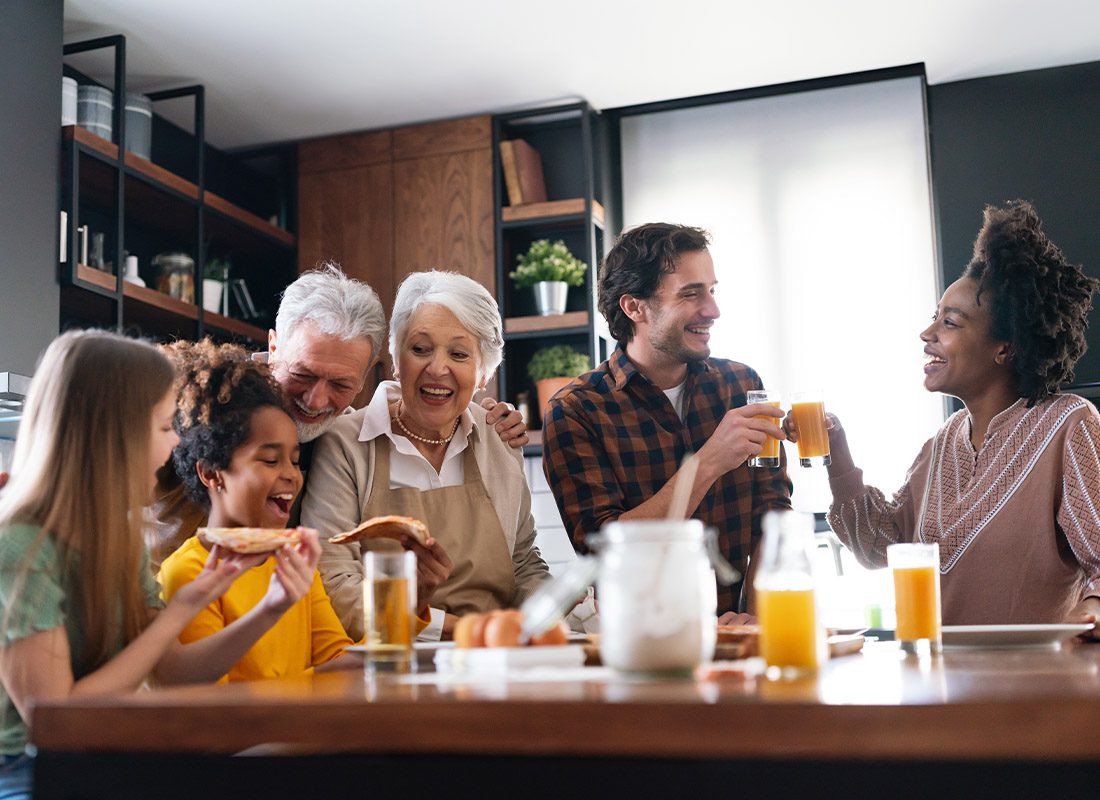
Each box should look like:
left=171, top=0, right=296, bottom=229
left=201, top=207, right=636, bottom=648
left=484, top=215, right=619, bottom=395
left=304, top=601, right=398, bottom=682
left=1068, top=596, right=1100, bottom=641
left=698, top=403, right=786, bottom=477
left=481, top=397, right=529, bottom=449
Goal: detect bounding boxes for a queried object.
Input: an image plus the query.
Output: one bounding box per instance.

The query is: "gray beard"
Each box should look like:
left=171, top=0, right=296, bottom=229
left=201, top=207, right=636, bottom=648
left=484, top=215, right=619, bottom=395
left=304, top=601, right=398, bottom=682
left=295, top=416, right=337, bottom=443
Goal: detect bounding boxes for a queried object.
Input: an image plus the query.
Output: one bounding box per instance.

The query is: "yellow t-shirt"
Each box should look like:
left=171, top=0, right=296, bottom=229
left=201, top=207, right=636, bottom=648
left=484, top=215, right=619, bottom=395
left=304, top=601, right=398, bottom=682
left=158, top=536, right=353, bottom=682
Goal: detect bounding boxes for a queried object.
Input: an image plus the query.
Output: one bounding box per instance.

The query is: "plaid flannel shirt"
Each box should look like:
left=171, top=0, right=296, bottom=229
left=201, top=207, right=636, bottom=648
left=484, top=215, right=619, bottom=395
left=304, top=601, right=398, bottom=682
left=542, top=347, right=793, bottom=613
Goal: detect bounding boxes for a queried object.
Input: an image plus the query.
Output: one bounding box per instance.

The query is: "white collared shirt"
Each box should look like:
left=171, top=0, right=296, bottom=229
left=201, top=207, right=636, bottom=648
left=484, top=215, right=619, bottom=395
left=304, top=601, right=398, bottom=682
left=357, top=380, right=476, bottom=639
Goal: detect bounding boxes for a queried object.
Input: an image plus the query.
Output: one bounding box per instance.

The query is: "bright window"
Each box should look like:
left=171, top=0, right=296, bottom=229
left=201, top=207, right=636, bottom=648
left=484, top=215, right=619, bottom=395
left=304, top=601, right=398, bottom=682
left=620, top=75, right=945, bottom=515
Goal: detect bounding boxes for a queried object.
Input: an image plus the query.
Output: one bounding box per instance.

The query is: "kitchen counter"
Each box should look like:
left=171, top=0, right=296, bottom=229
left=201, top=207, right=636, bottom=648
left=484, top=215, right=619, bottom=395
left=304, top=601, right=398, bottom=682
left=31, top=641, right=1100, bottom=797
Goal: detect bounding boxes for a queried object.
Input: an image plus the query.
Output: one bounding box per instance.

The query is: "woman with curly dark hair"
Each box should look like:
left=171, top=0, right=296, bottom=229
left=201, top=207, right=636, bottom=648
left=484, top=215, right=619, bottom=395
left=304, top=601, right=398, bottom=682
left=797, top=201, right=1100, bottom=631
left=157, top=339, right=360, bottom=679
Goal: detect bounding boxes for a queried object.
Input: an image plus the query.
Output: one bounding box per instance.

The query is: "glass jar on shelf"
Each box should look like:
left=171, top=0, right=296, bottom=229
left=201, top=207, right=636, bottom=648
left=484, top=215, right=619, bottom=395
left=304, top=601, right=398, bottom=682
left=152, top=252, right=195, bottom=303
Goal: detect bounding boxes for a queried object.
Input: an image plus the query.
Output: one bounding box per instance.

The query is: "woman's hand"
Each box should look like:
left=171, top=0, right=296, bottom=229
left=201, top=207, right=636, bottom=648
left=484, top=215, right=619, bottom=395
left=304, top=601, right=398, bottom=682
left=401, top=534, right=453, bottom=616
left=783, top=410, right=844, bottom=443
left=259, top=529, right=322, bottom=616
left=481, top=397, right=529, bottom=449
left=169, top=544, right=267, bottom=614
left=1067, top=596, right=1100, bottom=641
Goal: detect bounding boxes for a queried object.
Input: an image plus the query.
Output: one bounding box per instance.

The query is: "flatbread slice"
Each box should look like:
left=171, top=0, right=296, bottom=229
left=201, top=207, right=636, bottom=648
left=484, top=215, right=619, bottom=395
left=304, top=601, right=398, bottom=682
left=199, top=526, right=305, bottom=555
left=328, top=515, right=430, bottom=546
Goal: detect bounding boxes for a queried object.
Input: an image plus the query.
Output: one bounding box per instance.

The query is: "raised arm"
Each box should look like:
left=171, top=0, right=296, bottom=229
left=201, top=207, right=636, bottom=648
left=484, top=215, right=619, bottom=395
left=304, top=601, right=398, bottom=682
left=823, top=415, right=928, bottom=568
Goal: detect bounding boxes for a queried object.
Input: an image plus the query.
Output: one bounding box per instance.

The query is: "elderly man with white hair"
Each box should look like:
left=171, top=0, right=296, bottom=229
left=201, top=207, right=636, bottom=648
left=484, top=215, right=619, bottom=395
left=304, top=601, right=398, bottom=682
left=303, top=270, right=551, bottom=641
left=149, top=264, right=528, bottom=567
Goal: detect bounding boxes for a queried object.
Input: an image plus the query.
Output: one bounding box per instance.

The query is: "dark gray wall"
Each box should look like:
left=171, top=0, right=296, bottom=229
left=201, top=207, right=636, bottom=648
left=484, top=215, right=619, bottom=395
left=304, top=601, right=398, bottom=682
left=0, top=0, right=62, bottom=375
left=927, top=61, right=1100, bottom=387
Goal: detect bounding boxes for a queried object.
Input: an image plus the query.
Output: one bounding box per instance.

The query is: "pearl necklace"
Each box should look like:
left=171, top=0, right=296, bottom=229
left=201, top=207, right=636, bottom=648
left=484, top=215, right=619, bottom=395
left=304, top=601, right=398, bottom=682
left=392, top=401, right=460, bottom=446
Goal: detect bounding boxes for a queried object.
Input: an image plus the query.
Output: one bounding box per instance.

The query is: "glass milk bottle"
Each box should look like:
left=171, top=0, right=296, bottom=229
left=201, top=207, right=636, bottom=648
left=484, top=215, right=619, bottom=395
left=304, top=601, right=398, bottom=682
left=755, top=510, right=825, bottom=679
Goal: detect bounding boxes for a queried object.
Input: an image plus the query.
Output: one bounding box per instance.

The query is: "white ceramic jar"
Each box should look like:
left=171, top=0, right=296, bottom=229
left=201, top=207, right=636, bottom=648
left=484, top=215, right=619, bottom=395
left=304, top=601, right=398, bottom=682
left=595, top=520, right=717, bottom=675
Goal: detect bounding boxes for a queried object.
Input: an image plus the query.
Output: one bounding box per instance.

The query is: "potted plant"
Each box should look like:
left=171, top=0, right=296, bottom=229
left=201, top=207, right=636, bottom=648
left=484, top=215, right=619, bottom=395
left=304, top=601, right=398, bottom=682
left=509, top=239, right=586, bottom=316
left=527, top=344, right=591, bottom=423
left=202, top=258, right=230, bottom=315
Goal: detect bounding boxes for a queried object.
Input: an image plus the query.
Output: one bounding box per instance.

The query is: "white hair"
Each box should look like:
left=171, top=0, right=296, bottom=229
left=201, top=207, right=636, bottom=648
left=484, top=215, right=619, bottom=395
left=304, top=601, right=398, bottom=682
left=389, top=271, right=504, bottom=386
left=275, top=263, right=385, bottom=355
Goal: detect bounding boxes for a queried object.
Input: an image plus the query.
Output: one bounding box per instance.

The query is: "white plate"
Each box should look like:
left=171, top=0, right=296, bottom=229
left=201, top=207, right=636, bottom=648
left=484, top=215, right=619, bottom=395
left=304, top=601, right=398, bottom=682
left=941, top=623, right=1093, bottom=650
left=434, top=644, right=587, bottom=675
left=345, top=641, right=455, bottom=654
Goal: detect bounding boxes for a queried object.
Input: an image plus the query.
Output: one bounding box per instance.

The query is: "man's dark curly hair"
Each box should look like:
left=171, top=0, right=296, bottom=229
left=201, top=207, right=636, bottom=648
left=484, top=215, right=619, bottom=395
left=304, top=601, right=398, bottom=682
left=963, top=200, right=1098, bottom=406
left=597, top=223, right=711, bottom=345
left=161, top=339, right=291, bottom=509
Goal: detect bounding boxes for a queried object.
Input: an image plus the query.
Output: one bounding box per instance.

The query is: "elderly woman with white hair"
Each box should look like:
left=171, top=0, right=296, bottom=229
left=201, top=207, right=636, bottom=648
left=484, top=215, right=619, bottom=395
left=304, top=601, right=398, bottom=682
left=302, top=271, right=551, bottom=641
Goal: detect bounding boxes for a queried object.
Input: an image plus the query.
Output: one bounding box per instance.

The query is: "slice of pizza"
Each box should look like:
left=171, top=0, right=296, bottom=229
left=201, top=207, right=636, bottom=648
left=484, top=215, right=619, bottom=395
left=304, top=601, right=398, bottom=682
left=328, top=515, right=430, bottom=546
left=199, top=526, right=307, bottom=554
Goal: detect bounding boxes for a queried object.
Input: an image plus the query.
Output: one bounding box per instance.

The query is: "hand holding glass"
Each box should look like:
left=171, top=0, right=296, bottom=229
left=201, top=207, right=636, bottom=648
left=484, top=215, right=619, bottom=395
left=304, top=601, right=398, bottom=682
left=790, top=390, right=831, bottom=468
left=746, top=389, right=782, bottom=468
left=888, top=542, right=942, bottom=655
left=363, top=551, right=416, bottom=665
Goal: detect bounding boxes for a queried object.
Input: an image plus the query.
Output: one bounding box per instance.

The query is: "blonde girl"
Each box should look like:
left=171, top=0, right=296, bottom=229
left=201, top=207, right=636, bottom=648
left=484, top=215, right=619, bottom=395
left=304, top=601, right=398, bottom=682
left=0, top=331, right=313, bottom=799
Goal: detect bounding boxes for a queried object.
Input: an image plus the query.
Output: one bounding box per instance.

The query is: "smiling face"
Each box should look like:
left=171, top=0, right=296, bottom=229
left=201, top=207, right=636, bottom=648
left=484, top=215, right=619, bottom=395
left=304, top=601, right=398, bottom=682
left=921, top=277, right=1014, bottom=403
left=205, top=405, right=303, bottom=529
left=629, top=248, right=720, bottom=368
left=268, top=321, right=375, bottom=442
left=395, top=304, right=481, bottom=440
left=148, top=389, right=180, bottom=495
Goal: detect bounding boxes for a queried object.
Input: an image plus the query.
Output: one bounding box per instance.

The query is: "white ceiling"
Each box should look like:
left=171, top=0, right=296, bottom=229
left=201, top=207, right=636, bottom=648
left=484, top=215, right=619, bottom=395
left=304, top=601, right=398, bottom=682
left=63, top=0, right=1100, bottom=150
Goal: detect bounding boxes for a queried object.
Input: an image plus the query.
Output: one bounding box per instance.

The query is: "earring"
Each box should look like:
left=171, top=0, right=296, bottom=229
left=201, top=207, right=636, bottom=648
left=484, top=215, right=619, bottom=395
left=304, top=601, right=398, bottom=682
left=215, top=484, right=225, bottom=494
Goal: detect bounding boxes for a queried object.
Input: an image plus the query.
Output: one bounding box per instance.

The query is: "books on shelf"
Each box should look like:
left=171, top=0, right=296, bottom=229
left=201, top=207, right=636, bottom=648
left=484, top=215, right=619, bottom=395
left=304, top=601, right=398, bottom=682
left=499, top=139, right=547, bottom=206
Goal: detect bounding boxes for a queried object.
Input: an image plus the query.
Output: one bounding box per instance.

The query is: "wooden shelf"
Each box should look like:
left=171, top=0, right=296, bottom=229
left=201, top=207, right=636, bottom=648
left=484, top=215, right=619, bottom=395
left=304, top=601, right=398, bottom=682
left=501, top=198, right=604, bottom=226
left=75, top=262, right=117, bottom=292
left=74, top=266, right=263, bottom=342
left=206, top=191, right=295, bottom=247
left=203, top=310, right=266, bottom=342
left=63, top=125, right=295, bottom=246
left=505, top=311, right=589, bottom=335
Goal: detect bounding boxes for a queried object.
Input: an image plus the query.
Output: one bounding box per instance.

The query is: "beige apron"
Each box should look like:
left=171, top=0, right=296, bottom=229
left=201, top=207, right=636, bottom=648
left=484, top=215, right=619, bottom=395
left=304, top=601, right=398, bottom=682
left=361, top=439, right=515, bottom=615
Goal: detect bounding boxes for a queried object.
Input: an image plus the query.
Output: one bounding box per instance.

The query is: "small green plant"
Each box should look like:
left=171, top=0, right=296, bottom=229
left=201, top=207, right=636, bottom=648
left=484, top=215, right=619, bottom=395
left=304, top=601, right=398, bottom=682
left=509, top=239, right=586, bottom=289
left=527, top=345, right=590, bottom=382
left=204, top=257, right=230, bottom=282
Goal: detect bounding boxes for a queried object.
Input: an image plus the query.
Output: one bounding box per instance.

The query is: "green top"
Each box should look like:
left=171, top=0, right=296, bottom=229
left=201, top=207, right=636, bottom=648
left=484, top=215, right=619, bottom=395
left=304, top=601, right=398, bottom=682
left=0, top=522, right=164, bottom=755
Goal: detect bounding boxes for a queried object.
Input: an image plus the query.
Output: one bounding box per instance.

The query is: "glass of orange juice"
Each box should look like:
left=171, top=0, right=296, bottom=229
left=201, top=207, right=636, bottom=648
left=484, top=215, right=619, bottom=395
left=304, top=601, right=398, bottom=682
left=790, top=390, right=831, bottom=468
left=755, top=510, right=824, bottom=679
left=746, top=389, right=782, bottom=468
left=887, top=542, right=942, bottom=655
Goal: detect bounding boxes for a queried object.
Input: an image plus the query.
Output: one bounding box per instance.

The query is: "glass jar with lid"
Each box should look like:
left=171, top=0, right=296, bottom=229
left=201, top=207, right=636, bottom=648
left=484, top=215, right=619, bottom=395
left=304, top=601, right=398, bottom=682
left=152, top=252, right=195, bottom=303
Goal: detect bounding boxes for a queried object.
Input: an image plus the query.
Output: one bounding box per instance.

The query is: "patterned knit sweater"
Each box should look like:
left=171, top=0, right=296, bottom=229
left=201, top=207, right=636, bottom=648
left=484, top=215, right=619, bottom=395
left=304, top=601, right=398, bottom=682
left=828, top=394, right=1100, bottom=625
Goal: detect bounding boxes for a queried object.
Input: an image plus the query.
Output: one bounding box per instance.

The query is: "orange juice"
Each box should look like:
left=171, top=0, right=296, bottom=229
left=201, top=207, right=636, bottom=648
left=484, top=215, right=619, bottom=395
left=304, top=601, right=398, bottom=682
left=757, top=587, right=820, bottom=671
left=791, top=401, right=830, bottom=460
left=892, top=566, right=941, bottom=642
left=754, top=400, right=782, bottom=461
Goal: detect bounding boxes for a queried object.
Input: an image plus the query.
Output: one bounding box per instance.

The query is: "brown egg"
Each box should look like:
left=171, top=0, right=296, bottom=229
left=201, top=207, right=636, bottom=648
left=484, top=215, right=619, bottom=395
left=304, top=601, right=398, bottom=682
left=454, top=613, right=487, bottom=648
left=483, top=609, right=523, bottom=648
left=530, top=620, right=569, bottom=646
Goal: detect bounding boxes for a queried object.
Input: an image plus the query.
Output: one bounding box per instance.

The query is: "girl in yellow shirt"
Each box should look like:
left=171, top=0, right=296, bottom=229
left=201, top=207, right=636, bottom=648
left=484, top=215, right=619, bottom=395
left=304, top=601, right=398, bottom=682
left=158, top=340, right=357, bottom=680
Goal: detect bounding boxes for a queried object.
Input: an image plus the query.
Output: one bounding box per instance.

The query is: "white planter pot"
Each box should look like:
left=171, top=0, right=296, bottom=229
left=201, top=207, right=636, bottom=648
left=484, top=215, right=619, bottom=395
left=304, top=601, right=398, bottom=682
left=533, top=281, right=568, bottom=316
left=202, top=279, right=225, bottom=314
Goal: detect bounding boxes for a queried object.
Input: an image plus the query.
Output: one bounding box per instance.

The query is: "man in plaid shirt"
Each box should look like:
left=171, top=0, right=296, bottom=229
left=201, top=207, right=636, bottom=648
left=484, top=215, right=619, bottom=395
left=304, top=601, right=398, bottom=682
left=542, top=223, right=793, bottom=615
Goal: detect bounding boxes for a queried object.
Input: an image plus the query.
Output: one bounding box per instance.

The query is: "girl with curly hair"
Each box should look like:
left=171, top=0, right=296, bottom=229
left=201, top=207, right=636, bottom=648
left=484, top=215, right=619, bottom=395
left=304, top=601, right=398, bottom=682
left=0, top=331, right=271, bottom=799
left=157, top=339, right=358, bottom=680
left=799, top=201, right=1100, bottom=630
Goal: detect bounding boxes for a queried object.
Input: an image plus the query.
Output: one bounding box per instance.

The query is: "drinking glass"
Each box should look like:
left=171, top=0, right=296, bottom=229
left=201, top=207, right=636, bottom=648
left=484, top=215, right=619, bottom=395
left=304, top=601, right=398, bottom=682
left=746, top=389, right=782, bottom=468
left=887, top=542, right=942, bottom=655
left=754, top=510, right=823, bottom=679
left=363, top=551, right=416, bottom=668
left=790, top=390, right=831, bottom=467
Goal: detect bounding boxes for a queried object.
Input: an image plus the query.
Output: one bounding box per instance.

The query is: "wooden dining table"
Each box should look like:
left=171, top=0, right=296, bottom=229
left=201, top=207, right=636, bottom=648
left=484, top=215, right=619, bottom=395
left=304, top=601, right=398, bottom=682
left=29, top=640, right=1100, bottom=798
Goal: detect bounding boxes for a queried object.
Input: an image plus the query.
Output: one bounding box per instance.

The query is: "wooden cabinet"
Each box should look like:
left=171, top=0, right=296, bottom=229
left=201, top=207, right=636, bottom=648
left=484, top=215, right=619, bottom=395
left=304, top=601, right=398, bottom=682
left=297, top=115, right=495, bottom=398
